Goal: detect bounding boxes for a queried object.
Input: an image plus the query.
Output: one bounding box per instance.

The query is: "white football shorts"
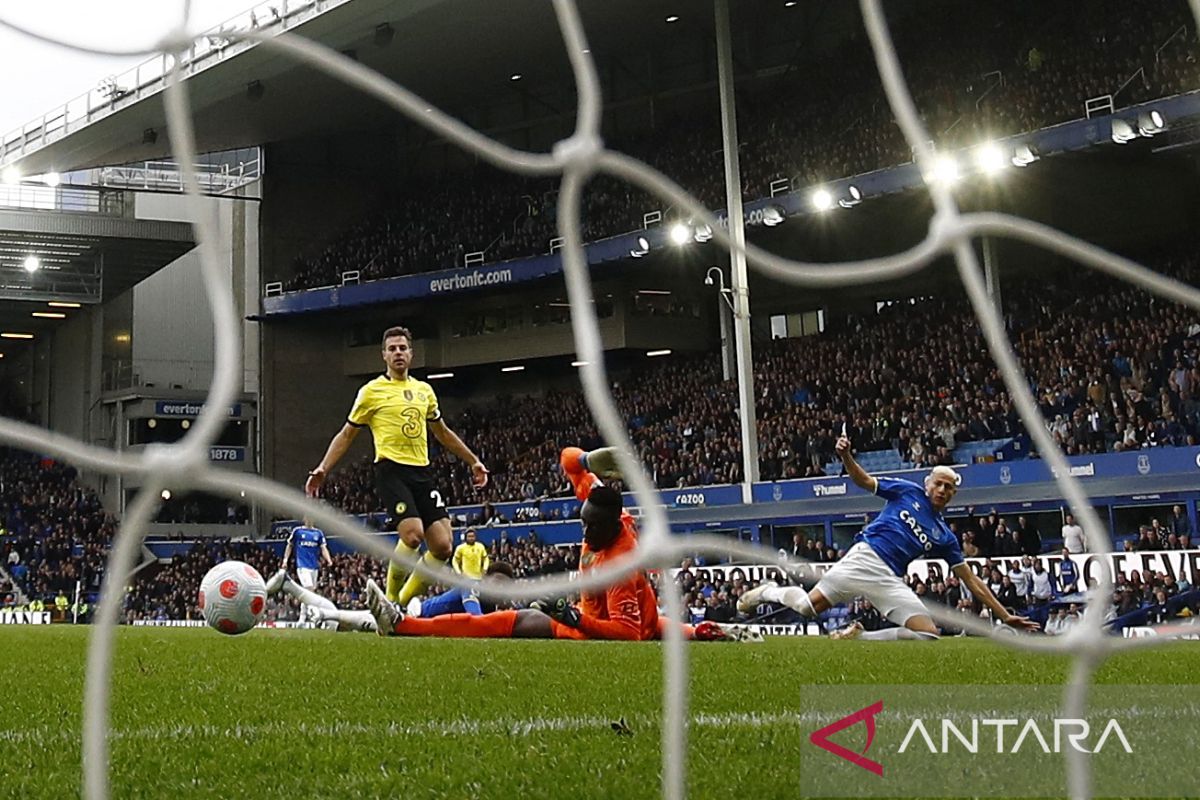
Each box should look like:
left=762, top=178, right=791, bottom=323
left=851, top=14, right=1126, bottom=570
left=814, top=541, right=929, bottom=626
left=297, top=567, right=319, bottom=590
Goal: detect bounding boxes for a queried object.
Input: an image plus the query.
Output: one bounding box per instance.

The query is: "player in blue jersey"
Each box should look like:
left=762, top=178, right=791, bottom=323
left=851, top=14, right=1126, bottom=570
left=277, top=518, right=333, bottom=624
left=738, top=435, right=1037, bottom=640
left=418, top=561, right=515, bottom=617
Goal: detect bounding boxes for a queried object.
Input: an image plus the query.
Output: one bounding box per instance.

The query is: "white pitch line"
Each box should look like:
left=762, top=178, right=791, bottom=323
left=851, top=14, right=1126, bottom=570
left=0, top=711, right=812, bottom=747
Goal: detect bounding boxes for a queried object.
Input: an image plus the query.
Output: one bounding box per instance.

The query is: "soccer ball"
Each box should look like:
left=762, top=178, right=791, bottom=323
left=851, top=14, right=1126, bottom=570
left=199, top=560, right=267, bottom=635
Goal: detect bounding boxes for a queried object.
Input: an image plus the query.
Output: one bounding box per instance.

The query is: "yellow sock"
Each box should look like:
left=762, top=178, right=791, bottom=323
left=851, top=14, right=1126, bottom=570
left=385, top=539, right=420, bottom=602
left=396, top=552, right=447, bottom=606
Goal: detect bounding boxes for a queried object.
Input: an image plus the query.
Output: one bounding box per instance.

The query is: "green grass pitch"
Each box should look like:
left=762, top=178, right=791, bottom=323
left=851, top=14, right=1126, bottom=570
left=0, top=627, right=1195, bottom=799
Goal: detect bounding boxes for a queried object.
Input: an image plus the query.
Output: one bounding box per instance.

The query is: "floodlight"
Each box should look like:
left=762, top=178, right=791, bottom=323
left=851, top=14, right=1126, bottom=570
left=839, top=184, right=863, bottom=208
left=1, top=166, right=20, bottom=185
left=1111, top=118, right=1138, bottom=144
left=1011, top=143, right=1039, bottom=167
left=811, top=189, right=833, bottom=211
left=929, top=155, right=960, bottom=185
left=42, top=172, right=60, bottom=188
left=974, top=143, right=1007, bottom=175
left=22, top=255, right=40, bottom=273
left=669, top=223, right=691, bottom=245
left=1138, top=109, right=1166, bottom=136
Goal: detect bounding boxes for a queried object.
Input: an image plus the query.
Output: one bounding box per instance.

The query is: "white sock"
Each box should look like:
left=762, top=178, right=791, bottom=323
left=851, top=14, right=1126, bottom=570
left=859, top=628, right=939, bottom=641
left=324, top=609, right=377, bottom=633
left=761, top=585, right=816, bottom=617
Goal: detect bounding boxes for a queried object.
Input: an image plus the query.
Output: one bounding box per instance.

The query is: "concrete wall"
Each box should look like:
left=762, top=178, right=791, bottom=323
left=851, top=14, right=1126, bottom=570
left=131, top=193, right=260, bottom=394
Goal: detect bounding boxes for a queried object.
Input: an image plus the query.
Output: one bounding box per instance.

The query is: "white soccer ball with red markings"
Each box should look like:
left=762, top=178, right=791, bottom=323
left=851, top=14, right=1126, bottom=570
left=199, top=560, right=267, bottom=635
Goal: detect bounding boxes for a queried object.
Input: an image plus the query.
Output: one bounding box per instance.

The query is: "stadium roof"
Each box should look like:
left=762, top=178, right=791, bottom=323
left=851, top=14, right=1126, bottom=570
left=0, top=200, right=193, bottom=336
left=2, top=0, right=845, bottom=176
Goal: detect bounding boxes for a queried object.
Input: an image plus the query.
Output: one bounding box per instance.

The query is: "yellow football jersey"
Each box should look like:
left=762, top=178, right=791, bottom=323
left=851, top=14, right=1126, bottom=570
left=347, top=375, right=441, bottom=466
left=453, top=541, right=490, bottom=579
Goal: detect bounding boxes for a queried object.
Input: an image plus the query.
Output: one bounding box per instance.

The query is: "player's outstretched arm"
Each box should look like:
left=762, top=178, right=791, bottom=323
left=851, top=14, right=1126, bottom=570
left=836, top=435, right=878, bottom=493
left=306, top=422, right=360, bottom=497
left=952, top=564, right=1040, bottom=631
left=430, top=419, right=488, bottom=488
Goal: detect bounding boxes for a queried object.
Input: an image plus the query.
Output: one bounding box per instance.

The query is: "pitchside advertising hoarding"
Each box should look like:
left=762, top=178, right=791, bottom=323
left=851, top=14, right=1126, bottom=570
left=0, top=611, right=51, bottom=625
left=797, top=685, right=1200, bottom=797
left=670, top=549, right=1200, bottom=590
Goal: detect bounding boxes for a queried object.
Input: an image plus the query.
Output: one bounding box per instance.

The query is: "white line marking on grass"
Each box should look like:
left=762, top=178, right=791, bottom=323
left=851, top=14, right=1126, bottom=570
left=0, top=711, right=811, bottom=747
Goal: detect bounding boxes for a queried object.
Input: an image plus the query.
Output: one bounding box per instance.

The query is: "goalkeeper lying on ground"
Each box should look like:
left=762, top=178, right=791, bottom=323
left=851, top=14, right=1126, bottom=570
left=364, top=446, right=758, bottom=642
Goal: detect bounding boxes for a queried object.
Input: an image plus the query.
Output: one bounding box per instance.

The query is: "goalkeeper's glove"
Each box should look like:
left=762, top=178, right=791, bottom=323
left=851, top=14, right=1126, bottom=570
left=580, top=446, right=624, bottom=480
left=531, top=596, right=582, bottom=628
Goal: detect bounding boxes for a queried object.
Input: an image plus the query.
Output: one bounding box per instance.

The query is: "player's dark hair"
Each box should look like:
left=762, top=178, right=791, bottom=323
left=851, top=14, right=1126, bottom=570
left=487, top=561, right=515, bottom=579
left=381, top=326, right=413, bottom=347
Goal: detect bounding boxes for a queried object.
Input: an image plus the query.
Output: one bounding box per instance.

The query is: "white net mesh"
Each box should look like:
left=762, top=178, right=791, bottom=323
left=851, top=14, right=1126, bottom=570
left=1, top=1, right=1199, bottom=798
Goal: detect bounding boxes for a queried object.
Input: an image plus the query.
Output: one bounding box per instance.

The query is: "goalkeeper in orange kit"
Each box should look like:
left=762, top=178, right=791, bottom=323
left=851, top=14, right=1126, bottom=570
left=364, top=446, right=760, bottom=642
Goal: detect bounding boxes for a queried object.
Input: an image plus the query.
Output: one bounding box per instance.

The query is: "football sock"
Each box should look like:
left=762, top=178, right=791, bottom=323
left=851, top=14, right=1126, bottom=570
left=396, top=551, right=446, bottom=606
left=859, top=628, right=939, bottom=641
left=322, top=608, right=376, bottom=633
left=385, top=539, right=420, bottom=602
left=760, top=585, right=816, bottom=617
left=393, top=610, right=518, bottom=638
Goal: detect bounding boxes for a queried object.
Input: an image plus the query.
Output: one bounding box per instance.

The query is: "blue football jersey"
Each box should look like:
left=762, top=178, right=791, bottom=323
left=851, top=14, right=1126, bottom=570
left=290, top=526, right=326, bottom=570
left=855, top=477, right=964, bottom=576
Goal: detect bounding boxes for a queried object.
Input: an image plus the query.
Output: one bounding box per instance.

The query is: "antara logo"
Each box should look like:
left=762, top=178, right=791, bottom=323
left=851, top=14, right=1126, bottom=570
left=898, top=717, right=1132, bottom=754
left=809, top=701, right=884, bottom=776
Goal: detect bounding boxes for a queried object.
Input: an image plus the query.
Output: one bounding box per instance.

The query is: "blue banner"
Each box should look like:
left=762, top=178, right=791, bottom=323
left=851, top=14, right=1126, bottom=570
left=156, top=401, right=242, bottom=417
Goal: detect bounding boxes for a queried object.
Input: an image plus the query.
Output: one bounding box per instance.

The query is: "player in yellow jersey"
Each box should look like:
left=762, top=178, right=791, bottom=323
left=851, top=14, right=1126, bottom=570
left=452, top=528, right=489, bottom=579
left=305, top=326, right=488, bottom=605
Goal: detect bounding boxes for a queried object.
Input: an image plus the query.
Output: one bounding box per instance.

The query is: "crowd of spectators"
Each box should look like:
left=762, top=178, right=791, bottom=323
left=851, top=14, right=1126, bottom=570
left=313, top=245, right=1200, bottom=512
left=284, top=0, right=1198, bottom=291
left=0, top=450, right=115, bottom=608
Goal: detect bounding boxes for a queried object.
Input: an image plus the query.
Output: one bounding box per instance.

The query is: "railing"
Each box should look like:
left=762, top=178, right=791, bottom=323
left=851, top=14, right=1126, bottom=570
left=0, top=0, right=351, bottom=165
left=264, top=281, right=284, bottom=297
left=643, top=210, right=662, bottom=228
left=1156, top=25, right=1188, bottom=64
left=975, top=70, right=1005, bottom=110
left=464, top=251, right=485, bottom=267
left=1113, top=66, right=1149, bottom=106
left=1085, top=95, right=1114, bottom=119
left=97, top=156, right=260, bottom=195
left=340, top=270, right=359, bottom=286
left=0, top=184, right=126, bottom=215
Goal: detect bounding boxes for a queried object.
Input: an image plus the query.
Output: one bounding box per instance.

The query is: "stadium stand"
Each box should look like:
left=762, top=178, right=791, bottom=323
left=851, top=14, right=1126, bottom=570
left=0, top=450, right=115, bottom=610
left=309, top=245, right=1200, bottom=510
left=282, top=0, right=1198, bottom=291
